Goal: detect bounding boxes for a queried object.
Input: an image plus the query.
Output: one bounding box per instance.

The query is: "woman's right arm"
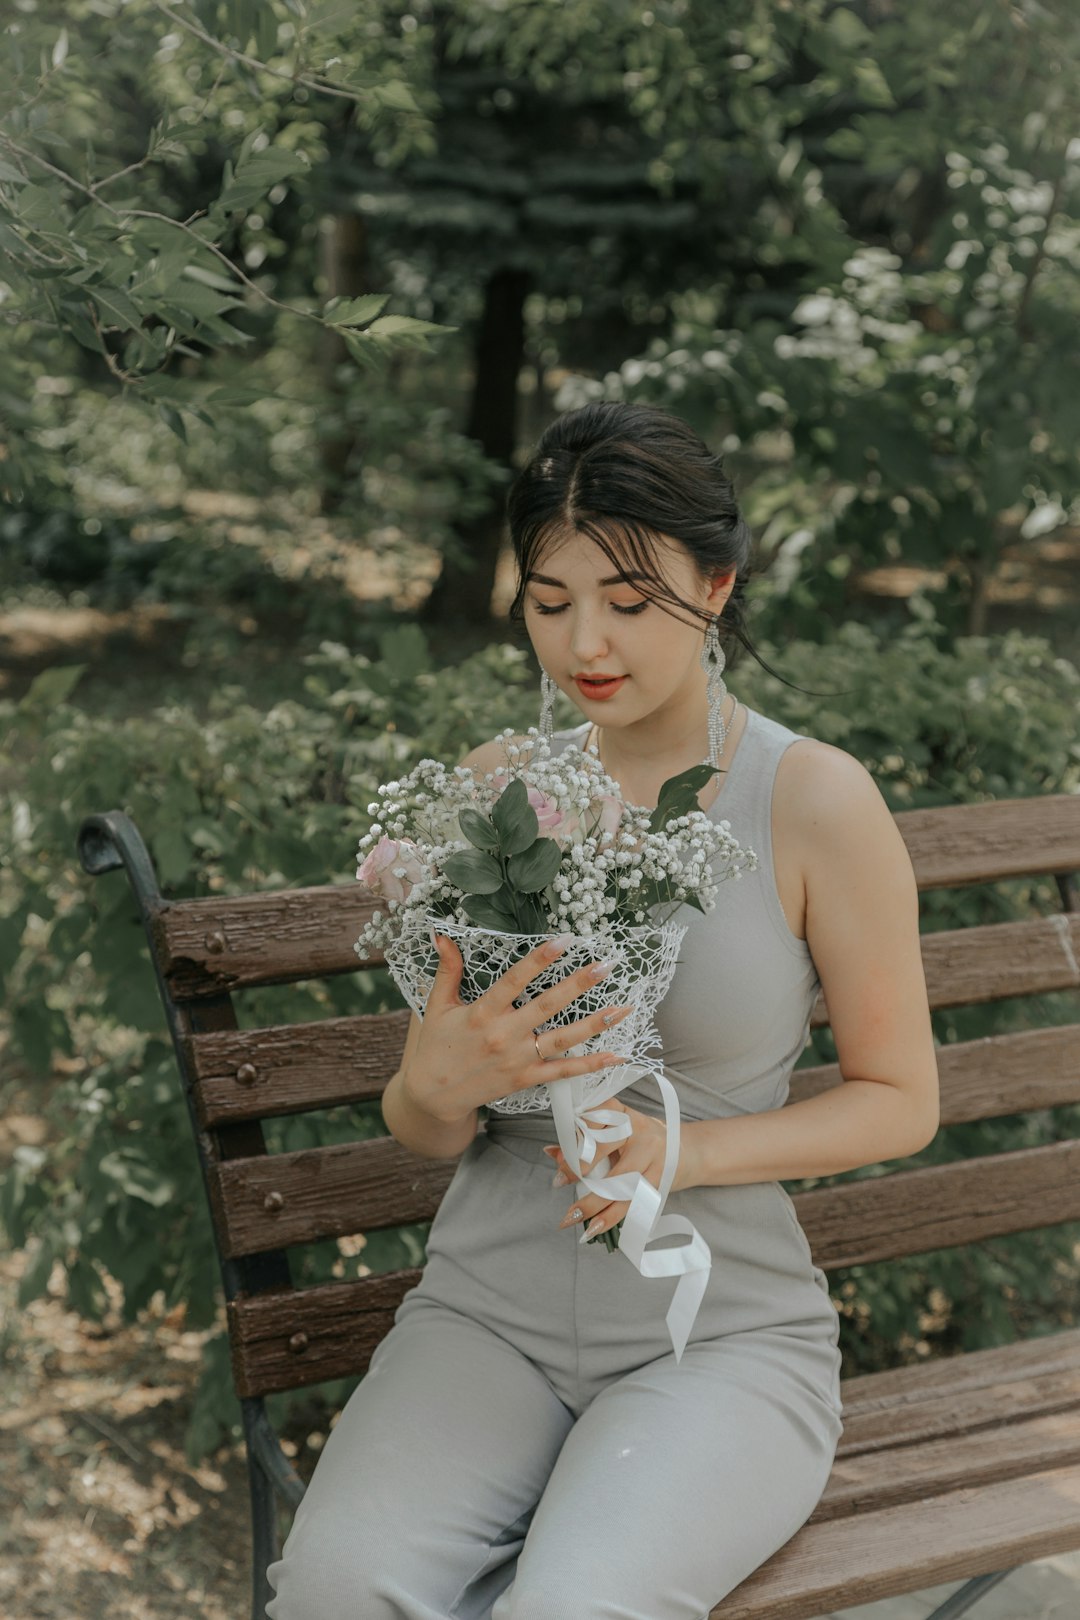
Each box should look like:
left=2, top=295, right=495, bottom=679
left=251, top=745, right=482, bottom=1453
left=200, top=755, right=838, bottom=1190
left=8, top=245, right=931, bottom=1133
left=379, top=735, right=506, bottom=1160
left=381, top=1014, right=480, bottom=1160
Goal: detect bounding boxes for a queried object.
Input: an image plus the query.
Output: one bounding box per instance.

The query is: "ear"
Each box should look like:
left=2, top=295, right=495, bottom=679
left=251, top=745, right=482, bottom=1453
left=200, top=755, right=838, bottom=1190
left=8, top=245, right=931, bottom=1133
left=705, top=567, right=737, bottom=615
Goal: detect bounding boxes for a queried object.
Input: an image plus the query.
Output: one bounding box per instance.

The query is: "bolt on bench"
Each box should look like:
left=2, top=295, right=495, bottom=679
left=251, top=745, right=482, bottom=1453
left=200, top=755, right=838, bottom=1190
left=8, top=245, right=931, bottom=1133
left=76, top=793, right=1080, bottom=1620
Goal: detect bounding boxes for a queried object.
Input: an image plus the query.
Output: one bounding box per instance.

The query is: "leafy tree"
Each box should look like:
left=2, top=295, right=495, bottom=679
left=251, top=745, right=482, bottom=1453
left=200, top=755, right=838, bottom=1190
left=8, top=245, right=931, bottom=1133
left=554, top=0, right=1080, bottom=638
left=0, top=0, right=453, bottom=497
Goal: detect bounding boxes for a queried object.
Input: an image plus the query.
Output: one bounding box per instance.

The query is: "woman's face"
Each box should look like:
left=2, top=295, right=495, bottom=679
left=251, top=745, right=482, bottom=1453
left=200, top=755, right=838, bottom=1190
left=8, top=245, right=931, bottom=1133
left=522, top=529, right=734, bottom=737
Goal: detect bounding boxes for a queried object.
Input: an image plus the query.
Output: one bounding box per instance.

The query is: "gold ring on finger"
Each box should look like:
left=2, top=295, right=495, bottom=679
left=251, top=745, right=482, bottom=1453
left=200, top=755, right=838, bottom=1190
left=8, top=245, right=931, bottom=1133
left=533, top=1028, right=556, bottom=1063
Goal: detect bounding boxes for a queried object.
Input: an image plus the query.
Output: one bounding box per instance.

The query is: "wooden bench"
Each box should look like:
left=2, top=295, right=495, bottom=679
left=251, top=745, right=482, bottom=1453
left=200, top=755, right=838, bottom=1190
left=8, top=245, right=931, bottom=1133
left=76, top=793, right=1080, bottom=1620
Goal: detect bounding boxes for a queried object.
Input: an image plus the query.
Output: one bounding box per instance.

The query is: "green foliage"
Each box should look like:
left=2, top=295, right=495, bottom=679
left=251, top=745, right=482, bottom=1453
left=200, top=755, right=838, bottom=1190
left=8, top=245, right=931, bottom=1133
left=0, top=623, right=541, bottom=1453
left=0, top=0, right=450, bottom=495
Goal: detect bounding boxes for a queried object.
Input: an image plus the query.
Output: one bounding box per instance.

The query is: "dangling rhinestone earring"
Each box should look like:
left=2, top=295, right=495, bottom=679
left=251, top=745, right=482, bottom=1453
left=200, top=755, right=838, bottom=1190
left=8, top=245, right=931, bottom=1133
left=538, top=668, right=558, bottom=742
left=700, top=616, right=729, bottom=772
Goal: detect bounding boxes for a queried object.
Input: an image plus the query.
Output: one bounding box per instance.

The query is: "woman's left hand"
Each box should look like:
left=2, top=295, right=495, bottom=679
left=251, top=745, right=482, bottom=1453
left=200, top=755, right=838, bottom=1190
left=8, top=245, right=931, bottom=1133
left=543, top=1096, right=697, bottom=1241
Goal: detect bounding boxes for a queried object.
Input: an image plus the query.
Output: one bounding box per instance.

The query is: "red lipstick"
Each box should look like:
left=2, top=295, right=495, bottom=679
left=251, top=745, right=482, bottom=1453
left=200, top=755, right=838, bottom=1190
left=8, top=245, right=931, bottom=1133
left=575, top=676, right=626, bottom=700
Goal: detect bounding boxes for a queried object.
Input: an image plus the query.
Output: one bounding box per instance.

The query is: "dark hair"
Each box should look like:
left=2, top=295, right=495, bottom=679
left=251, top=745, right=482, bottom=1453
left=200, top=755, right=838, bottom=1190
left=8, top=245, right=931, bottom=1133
left=506, top=400, right=758, bottom=664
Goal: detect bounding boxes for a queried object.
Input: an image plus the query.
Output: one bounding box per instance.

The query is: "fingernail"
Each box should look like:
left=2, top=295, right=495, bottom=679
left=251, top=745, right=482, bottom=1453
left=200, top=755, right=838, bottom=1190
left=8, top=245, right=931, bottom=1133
left=552, top=1170, right=570, bottom=1188
left=559, top=1207, right=584, bottom=1228
left=589, top=960, right=614, bottom=979
left=550, top=933, right=576, bottom=950
left=581, top=1218, right=605, bottom=1241
left=542, top=1145, right=559, bottom=1158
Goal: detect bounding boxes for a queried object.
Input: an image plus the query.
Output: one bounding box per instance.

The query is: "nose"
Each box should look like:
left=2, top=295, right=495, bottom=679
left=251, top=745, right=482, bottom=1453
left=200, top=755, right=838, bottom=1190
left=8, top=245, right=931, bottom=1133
left=568, top=607, right=611, bottom=667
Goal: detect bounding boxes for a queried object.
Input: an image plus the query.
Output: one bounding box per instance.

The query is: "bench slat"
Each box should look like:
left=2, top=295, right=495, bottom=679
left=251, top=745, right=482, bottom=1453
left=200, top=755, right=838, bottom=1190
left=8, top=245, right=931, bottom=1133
left=810, top=913, right=1080, bottom=1025
left=791, top=1023, right=1080, bottom=1120
left=210, top=1132, right=1080, bottom=1269
left=153, top=797, right=1080, bottom=999
left=713, top=1461, right=1080, bottom=1620
left=226, top=1233, right=1080, bottom=1404
left=797, top=1137, right=1080, bottom=1269
left=189, top=1010, right=411, bottom=1125
left=191, top=1018, right=1079, bottom=1127
left=228, top=1270, right=421, bottom=1396
left=822, top=1408, right=1080, bottom=1520
left=895, top=795, right=1080, bottom=889
left=209, top=1137, right=457, bottom=1254
left=152, top=884, right=378, bottom=1000
left=838, top=1322, right=1080, bottom=1410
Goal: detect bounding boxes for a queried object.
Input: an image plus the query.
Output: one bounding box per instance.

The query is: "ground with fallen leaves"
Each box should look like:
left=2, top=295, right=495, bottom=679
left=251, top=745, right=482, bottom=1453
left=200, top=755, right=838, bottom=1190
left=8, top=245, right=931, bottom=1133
left=0, top=1241, right=272, bottom=1620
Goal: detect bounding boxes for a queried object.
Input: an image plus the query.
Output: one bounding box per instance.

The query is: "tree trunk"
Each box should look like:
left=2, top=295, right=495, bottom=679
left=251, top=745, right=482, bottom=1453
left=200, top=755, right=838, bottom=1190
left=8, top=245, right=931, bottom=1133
left=318, top=212, right=370, bottom=513
left=420, top=264, right=532, bottom=626
left=966, top=557, right=990, bottom=637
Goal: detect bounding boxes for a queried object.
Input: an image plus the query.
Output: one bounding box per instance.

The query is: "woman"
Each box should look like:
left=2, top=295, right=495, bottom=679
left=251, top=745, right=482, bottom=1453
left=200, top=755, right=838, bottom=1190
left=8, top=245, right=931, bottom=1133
left=266, top=401, right=939, bottom=1619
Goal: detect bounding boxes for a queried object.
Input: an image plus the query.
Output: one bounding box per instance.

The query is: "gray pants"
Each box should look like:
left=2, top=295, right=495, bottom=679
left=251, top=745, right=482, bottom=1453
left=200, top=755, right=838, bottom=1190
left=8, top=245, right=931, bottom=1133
left=265, top=1122, right=843, bottom=1620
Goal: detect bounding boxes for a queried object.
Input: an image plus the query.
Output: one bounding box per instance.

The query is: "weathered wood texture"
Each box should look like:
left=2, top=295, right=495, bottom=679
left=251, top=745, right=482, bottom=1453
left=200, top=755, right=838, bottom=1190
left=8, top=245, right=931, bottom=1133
left=191, top=1018, right=1078, bottom=1127
left=809, top=914, right=1080, bottom=1026
left=792, top=1138, right=1080, bottom=1267
left=228, top=1269, right=420, bottom=1397
left=713, top=1327, right=1080, bottom=1617
left=153, top=796, right=1080, bottom=999
left=189, top=1010, right=412, bottom=1126
left=209, top=1135, right=457, bottom=1255
left=791, top=1024, right=1080, bottom=1119
left=895, top=795, right=1080, bottom=889
left=715, top=1462, right=1080, bottom=1619
left=212, top=1132, right=1080, bottom=1265
left=152, top=882, right=379, bottom=1000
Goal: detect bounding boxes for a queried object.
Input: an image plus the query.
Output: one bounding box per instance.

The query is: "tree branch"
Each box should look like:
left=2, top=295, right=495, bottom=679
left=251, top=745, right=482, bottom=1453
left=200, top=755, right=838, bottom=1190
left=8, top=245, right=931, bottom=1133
left=153, top=1, right=373, bottom=108
left=1, top=137, right=320, bottom=326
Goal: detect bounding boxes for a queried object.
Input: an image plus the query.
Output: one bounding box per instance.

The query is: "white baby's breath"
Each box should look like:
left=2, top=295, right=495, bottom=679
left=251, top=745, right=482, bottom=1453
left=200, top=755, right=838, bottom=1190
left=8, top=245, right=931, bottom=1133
left=352, top=729, right=757, bottom=960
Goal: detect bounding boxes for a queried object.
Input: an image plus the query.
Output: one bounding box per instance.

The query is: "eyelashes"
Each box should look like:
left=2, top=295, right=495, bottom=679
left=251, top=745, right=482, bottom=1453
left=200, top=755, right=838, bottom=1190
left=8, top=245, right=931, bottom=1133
left=531, top=603, right=649, bottom=617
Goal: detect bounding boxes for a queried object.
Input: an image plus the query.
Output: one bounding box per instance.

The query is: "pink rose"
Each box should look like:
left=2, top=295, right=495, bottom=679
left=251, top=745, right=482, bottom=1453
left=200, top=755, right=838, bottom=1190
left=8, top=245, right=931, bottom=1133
left=357, top=836, right=425, bottom=904
left=527, top=785, right=582, bottom=847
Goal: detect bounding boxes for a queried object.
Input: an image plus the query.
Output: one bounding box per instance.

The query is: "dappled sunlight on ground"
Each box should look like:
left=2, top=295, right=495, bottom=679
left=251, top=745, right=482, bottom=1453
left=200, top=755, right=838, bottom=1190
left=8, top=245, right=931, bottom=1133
left=0, top=1247, right=254, bottom=1620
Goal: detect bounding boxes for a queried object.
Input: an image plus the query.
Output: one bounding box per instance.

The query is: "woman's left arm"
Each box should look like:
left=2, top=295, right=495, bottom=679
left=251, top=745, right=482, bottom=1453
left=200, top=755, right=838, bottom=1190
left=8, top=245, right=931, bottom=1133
left=549, top=743, right=941, bottom=1235
left=683, top=741, right=941, bottom=1187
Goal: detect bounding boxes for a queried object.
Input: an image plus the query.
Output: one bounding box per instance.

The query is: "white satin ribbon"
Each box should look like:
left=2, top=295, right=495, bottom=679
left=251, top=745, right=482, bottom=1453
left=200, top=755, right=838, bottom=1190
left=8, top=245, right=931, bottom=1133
left=547, top=1062, right=711, bottom=1363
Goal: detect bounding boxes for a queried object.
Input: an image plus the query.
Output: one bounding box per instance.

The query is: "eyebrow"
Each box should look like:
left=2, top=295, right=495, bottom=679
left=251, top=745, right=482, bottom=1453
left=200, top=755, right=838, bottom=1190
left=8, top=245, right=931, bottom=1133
left=525, top=571, right=649, bottom=588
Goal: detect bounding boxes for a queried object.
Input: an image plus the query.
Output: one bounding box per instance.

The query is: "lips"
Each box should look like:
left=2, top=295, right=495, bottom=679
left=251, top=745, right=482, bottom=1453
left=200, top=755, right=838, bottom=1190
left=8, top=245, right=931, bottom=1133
left=575, top=676, right=626, bottom=698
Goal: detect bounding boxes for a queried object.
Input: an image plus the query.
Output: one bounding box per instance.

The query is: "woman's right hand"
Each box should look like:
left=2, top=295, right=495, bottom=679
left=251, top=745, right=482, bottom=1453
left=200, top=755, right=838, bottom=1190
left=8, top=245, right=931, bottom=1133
left=400, top=933, right=634, bottom=1125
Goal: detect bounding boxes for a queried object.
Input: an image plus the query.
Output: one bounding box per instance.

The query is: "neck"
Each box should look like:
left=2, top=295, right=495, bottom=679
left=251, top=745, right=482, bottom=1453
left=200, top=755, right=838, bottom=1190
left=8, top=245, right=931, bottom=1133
left=586, top=693, right=739, bottom=776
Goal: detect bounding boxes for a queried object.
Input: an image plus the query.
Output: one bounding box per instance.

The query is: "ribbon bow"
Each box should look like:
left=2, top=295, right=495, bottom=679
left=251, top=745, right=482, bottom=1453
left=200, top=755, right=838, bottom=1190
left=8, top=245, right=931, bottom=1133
left=547, top=1062, right=711, bottom=1362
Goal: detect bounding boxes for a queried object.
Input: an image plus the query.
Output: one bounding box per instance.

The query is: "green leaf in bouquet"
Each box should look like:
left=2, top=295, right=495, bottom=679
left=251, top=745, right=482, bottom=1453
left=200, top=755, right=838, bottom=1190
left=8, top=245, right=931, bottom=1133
left=442, top=848, right=504, bottom=894
left=461, top=892, right=519, bottom=930
left=457, top=806, right=501, bottom=854
left=648, top=764, right=716, bottom=833
left=491, top=776, right=538, bottom=855
left=506, top=837, right=562, bottom=894
left=512, top=893, right=552, bottom=935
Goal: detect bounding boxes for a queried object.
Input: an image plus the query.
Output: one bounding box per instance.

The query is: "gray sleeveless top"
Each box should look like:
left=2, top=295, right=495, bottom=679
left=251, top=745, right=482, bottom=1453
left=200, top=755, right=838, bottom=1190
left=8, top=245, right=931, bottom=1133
left=548, top=709, right=821, bottom=1123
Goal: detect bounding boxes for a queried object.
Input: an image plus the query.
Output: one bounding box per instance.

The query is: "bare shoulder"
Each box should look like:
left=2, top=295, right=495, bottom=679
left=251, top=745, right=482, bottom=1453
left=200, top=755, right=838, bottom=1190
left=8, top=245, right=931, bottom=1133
left=456, top=732, right=540, bottom=776
left=774, top=737, right=910, bottom=865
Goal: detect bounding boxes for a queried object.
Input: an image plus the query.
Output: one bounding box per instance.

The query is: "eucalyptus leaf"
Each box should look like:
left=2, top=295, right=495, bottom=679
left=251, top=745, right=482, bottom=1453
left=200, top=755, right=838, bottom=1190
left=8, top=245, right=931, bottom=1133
left=491, top=776, right=538, bottom=855
left=458, top=806, right=501, bottom=853
left=461, top=892, right=519, bottom=930
left=647, top=764, right=714, bottom=833
left=506, top=837, right=562, bottom=893
left=442, top=848, right=504, bottom=894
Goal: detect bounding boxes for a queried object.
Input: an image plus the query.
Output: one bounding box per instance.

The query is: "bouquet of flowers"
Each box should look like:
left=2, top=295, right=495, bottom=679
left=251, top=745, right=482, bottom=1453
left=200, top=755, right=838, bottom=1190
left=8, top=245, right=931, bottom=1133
left=353, top=725, right=757, bottom=1360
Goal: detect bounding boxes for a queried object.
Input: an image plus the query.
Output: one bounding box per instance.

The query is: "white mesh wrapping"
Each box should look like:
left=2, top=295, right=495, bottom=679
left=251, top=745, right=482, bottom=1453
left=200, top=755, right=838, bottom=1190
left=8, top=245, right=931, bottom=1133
left=383, top=907, right=688, bottom=1115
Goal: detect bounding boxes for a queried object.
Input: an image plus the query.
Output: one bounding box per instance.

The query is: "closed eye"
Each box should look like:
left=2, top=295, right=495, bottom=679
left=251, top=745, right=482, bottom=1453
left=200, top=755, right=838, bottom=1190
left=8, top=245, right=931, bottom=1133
left=531, top=602, right=649, bottom=616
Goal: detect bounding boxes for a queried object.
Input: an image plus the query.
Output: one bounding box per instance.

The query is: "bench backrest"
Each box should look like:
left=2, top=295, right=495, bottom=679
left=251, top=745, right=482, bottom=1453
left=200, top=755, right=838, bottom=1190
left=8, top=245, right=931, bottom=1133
left=79, top=796, right=1080, bottom=1402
